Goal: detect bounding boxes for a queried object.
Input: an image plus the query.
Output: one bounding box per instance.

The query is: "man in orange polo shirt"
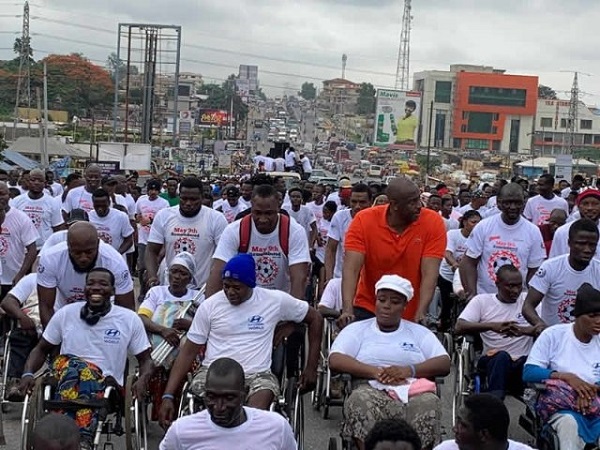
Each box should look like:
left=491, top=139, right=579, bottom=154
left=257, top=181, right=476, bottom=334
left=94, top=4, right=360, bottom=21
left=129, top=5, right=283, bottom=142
left=338, top=177, right=447, bottom=326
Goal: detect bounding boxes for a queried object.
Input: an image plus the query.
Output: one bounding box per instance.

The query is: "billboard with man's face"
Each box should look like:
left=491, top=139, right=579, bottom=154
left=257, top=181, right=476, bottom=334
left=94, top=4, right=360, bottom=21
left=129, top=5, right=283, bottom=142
left=373, top=89, right=422, bottom=148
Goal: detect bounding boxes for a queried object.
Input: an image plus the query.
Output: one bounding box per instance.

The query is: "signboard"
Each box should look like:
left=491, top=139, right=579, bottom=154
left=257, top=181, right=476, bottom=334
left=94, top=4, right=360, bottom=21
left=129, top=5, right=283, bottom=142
left=87, top=160, right=120, bottom=176
left=218, top=154, right=231, bottom=169
left=555, top=154, right=573, bottom=182
left=373, top=89, right=421, bottom=148
left=179, top=110, right=193, bottom=121
left=198, top=109, right=229, bottom=126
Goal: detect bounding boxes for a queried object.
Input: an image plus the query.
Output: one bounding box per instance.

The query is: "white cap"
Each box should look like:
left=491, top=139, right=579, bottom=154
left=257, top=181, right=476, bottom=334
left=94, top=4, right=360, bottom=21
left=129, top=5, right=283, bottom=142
left=460, top=179, right=471, bottom=185
left=375, top=275, right=414, bottom=302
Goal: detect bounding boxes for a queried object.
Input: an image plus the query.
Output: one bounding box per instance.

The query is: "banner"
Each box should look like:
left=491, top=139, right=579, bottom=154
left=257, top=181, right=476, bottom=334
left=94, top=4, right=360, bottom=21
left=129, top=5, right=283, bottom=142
left=374, top=89, right=421, bottom=148
left=198, top=109, right=229, bottom=126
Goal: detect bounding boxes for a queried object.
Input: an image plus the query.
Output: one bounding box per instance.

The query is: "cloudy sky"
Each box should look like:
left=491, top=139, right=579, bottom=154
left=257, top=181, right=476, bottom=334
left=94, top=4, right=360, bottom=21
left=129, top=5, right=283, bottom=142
left=1, top=0, right=599, bottom=103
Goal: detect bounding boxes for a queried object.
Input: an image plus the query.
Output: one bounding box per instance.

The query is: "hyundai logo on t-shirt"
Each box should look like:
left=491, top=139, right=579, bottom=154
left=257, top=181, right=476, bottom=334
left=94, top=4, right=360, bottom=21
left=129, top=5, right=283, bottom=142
left=248, top=315, right=265, bottom=331
left=401, top=342, right=419, bottom=353
left=104, top=329, right=121, bottom=344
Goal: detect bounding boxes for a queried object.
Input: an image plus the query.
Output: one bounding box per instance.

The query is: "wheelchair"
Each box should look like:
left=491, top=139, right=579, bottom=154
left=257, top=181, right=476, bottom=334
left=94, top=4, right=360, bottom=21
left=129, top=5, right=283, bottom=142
left=451, top=335, right=481, bottom=426
left=312, top=315, right=343, bottom=419
left=518, top=383, right=562, bottom=450
left=20, top=371, right=148, bottom=450
left=177, top=334, right=306, bottom=450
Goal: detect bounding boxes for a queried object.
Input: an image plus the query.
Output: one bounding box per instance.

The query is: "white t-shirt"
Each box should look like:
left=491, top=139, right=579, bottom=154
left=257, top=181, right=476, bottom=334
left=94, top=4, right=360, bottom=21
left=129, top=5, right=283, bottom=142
left=62, top=186, right=94, bottom=213
left=264, top=157, right=275, bottom=172
left=212, top=217, right=311, bottom=292
left=274, top=158, right=285, bottom=172
left=318, top=278, right=342, bottom=311
left=526, top=323, right=600, bottom=384
left=0, top=208, right=39, bottom=285
left=301, top=156, right=312, bottom=173
left=327, top=209, right=353, bottom=279
left=330, top=318, right=448, bottom=368
left=187, top=287, right=308, bottom=374
left=89, top=208, right=134, bottom=252
left=116, top=193, right=136, bottom=220
left=37, top=241, right=133, bottom=310
left=549, top=220, right=600, bottom=259
left=528, top=254, right=600, bottom=325
left=284, top=150, right=296, bottom=168
left=49, top=182, right=64, bottom=198
left=40, top=229, right=67, bottom=256
left=315, top=218, right=331, bottom=264
left=220, top=201, right=248, bottom=224
left=459, top=293, right=533, bottom=359
left=212, top=198, right=225, bottom=211
left=135, top=195, right=170, bottom=245
left=439, top=229, right=468, bottom=282
left=9, top=272, right=41, bottom=334
left=435, top=440, right=533, bottom=450
left=283, top=205, right=316, bottom=240
left=327, top=191, right=342, bottom=208
left=443, top=217, right=460, bottom=231
left=523, top=194, right=569, bottom=226
left=465, top=214, right=546, bottom=294
left=159, top=407, right=297, bottom=450
left=148, top=206, right=228, bottom=287
left=43, top=303, right=150, bottom=386
left=253, top=155, right=266, bottom=170
left=12, top=193, right=64, bottom=249
left=306, top=201, right=324, bottom=229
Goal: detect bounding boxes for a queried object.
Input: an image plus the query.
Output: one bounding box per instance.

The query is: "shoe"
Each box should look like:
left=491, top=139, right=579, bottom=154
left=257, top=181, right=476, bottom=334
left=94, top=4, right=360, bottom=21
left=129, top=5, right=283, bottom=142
left=6, top=380, right=24, bottom=402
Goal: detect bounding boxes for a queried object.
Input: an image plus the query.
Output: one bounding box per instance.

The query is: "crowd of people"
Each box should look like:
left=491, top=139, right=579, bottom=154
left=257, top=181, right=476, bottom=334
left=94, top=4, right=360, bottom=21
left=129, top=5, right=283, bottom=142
left=0, top=163, right=598, bottom=449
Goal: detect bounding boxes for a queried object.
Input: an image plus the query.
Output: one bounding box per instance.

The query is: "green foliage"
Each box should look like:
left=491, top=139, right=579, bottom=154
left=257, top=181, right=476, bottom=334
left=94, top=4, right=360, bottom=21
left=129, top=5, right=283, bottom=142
left=357, top=83, right=376, bottom=115
left=197, top=74, right=248, bottom=125
left=538, top=84, right=557, bottom=100
left=299, top=82, right=316, bottom=100
left=415, top=154, right=441, bottom=173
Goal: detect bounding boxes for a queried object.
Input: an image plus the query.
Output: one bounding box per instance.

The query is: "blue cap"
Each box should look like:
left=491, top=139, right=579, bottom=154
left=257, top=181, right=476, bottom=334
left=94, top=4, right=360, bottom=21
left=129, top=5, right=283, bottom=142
left=222, top=254, right=256, bottom=288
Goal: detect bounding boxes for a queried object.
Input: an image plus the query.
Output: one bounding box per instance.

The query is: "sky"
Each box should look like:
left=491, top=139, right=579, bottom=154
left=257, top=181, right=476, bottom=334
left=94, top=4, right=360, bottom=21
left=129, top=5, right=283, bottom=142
left=1, top=0, right=599, bottom=104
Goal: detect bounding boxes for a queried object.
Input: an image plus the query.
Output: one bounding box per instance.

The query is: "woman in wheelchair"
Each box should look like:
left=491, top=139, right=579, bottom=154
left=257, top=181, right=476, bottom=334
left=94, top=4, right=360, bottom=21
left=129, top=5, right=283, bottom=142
left=137, top=252, right=202, bottom=420
left=523, top=283, right=600, bottom=450
left=19, top=268, right=154, bottom=446
left=329, top=275, right=451, bottom=450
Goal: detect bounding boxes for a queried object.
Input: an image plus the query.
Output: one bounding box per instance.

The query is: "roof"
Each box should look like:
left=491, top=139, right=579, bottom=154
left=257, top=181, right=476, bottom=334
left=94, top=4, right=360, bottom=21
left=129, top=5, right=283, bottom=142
left=8, top=137, right=89, bottom=158
left=516, top=157, right=597, bottom=168
left=1, top=150, right=38, bottom=170
left=322, top=78, right=359, bottom=87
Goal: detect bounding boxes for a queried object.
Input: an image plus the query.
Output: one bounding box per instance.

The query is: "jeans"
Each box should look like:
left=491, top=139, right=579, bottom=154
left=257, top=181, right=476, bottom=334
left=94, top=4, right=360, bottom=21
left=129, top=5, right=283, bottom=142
left=437, top=276, right=454, bottom=331
left=477, top=351, right=526, bottom=399
left=8, top=329, right=38, bottom=378
left=353, top=307, right=375, bottom=322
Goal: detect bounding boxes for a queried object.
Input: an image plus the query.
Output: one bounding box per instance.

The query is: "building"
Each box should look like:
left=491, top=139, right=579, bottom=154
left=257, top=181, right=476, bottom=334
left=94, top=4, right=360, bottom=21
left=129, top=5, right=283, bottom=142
left=533, top=99, right=600, bottom=155
left=414, top=65, right=538, bottom=155
left=319, top=78, right=360, bottom=116
left=238, top=65, right=259, bottom=92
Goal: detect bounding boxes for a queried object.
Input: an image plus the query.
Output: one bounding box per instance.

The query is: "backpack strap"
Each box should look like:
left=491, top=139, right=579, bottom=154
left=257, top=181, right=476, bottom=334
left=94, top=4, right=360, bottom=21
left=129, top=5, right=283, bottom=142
left=278, top=213, right=290, bottom=257
left=238, top=214, right=253, bottom=254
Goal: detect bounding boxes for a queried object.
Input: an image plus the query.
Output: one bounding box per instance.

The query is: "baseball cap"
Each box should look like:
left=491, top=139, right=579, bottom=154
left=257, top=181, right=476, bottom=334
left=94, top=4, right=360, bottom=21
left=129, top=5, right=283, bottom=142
left=101, top=175, right=117, bottom=185
left=226, top=186, right=240, bottom=197
left=577, top=188, right=600, bottom=205
left=147, top=180, right=161, bottom=191
left=67, top=208, right=89, bottom=225
left=339, top=179, right=352, bottom=189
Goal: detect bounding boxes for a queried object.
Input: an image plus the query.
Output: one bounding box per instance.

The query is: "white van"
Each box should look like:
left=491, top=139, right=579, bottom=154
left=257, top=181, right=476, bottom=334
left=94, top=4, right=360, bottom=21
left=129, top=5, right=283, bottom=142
left=359, top=160, right=371, bottom=170
left=368, top=165, right=383, bottom=178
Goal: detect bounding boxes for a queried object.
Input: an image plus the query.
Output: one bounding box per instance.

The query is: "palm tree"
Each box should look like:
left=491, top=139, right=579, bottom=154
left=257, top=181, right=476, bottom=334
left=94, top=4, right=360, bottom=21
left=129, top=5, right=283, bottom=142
left=13, top=37, right=33, bottom=60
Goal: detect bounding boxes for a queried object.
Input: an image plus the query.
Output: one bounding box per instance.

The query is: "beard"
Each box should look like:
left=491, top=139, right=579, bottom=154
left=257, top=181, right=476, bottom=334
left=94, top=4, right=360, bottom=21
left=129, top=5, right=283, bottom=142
left=69, top=251, right=99, bottom=273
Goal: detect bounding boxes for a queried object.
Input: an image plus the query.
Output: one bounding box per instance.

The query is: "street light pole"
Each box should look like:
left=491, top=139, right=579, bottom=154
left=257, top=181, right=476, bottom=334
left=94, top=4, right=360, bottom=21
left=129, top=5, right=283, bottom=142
left=426, top=100, right=434, bottom=177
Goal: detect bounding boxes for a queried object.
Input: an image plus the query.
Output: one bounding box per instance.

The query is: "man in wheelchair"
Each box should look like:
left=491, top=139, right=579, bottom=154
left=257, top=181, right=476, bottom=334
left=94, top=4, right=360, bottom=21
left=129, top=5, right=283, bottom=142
left=455, top=265, right=539, bottom=400
left=18, top=267, right=154, bottom=446
left=159, top=253, right=323, bottom=428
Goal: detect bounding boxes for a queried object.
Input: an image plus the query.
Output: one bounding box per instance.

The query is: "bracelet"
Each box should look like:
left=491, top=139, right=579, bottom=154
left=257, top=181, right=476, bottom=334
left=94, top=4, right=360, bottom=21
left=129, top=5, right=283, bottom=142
left=409, top=364, right=416, bottom=378
left=162, top=393, right=175, bottom=401
left=22, top=372, right=34, bottom=378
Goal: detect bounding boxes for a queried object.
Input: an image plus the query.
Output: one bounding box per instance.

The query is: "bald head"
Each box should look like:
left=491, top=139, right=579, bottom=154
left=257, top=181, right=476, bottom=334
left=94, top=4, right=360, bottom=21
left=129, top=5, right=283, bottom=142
left=67, top=222, right=98, bottom=245
left=32, top=413, right=80, bottom=450
left=386, top=178, right=420, bottom=202
left=498, top=182, right=525, bottom=200
left=206, top=357, right=245, bottom=391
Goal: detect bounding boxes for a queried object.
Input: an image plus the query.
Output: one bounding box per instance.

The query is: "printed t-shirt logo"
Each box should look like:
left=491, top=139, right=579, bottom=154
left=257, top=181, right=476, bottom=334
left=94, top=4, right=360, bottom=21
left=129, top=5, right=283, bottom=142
left=256, top=255, right=279, bottom=286
left=248, top=315, right=265, bottom=331
left=487, top=249, right=520, bottom=282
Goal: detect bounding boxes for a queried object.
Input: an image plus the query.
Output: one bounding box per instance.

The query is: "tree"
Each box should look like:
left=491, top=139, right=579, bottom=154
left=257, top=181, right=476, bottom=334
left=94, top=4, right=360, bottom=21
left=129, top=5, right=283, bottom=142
left=106, top=52, right=138, bottom=87
left=357, top=82, right=376, bottom=115
left=299, top=82, right=316, bottom=100
left=42, top=53, right=114, bottom=116
left=538, top=84, right=557, bottom=100
left=13, top=36, right=33, bottom=60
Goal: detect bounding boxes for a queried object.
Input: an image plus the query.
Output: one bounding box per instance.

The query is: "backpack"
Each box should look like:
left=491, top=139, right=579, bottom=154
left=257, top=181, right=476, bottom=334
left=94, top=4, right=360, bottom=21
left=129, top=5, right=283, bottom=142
left=238, top=214, right=290, bottom=257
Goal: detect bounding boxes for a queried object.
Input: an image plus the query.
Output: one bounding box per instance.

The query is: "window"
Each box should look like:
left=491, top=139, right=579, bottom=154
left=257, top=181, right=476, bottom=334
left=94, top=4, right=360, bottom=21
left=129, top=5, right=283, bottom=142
left=594, top=135, right=600, bottom=145
left=581, top=119, right=593, bottom=130
left=461, top=125, right=467, bottom=133
left=466, top=139, right=489, bottom=150
left=467, top=112, right=494, bottom=133
left=468, top=86, right=527, bottom=107
left=493, top=113, right=500, bottom=121
left=584, top=134, right=593, bottom=145
left=453, top=138, right=462, bottom=149
left=462, top=111, right=469, bottom=120
left=544, top=136, right=553, bottom=143
left=492, top=140, right=501, bottom=151
left=434, top=81, right=452, bottom=103
left=540, top=117, right=553, bottom=128
left=509, top=119, right=520, bottom=153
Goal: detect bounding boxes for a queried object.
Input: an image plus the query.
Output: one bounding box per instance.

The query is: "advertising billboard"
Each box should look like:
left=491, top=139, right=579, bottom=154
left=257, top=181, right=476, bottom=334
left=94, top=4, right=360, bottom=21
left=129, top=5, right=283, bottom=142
left=373, top=89, right=421, bottom=148
left=198, top=109, right=229, bottom=126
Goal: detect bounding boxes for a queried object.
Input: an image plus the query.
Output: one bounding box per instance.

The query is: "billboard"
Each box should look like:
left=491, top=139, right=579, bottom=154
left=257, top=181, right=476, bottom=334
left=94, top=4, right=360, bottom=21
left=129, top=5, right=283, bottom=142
left=238, top=65, right=259, bottom=91
left=373, top=89, right=421, bottom=148
left=198, top=109, right=229, bottom=126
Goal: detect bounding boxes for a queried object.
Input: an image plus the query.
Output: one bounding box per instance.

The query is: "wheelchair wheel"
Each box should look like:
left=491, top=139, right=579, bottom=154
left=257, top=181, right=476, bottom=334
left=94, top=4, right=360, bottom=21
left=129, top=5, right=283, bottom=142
left=20, top=377, right=44, bottom=450
left=451, top=349, right=467, bottom=426
left=312, top=364, right=324, bottom=411
left=441, top=332, right=453, bottom=356
left=125, top=374, right=148, bottom=450
left=328, top=437, right=339, bottom=450
left=291, top=381, right=304, bottom=450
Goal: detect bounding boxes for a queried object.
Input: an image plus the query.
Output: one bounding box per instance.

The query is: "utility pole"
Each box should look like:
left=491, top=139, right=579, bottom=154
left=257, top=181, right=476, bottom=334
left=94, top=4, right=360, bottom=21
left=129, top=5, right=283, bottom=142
left=42, top=61, right=49, bottom=168
left=567, top=72, right=579, bottom=156
left=342, top=54, right=347, bottom=79
left=394, top=0, right=412, bottom=91
left=13, top=1, right=32, bottom=140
